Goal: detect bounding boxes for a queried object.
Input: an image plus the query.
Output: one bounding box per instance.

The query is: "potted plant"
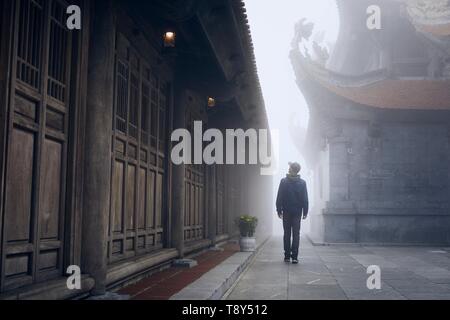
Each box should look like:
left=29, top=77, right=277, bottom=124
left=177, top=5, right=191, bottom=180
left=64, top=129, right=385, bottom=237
left=235, top=215, right=258, bottom=252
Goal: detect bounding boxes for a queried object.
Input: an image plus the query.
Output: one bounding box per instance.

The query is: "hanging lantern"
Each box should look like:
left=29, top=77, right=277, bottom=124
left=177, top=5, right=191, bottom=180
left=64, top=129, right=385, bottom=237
left=207, top=97, right=216, bottom=108
left=163, top=31, right=176, bottom=48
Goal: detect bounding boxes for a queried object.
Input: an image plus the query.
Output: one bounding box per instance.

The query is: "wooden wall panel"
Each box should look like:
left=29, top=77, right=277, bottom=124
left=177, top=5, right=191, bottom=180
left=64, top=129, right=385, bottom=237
left=39, top=138, right=62, bottom=240
left=156, top=173, right=163, bottom=229
left=138, top=167, right=146, bottom=230
left=14, top=95, right=37, bottom=121
left=185, top=181, right=190, bottom=230
left=199, top=186, right=204, bottom=236
left=5, top=128, right=35, bottom=243
left=38, top=250, right=58, bottom=271
left=126, top=164, right=136, bottom=232
left=5, top=254, right=30, bottom=276
left=217, top=166, right=225, bottom=236
left=112, top=161, right=124, bottom=233
left=147, top=170, right=155, bottom=229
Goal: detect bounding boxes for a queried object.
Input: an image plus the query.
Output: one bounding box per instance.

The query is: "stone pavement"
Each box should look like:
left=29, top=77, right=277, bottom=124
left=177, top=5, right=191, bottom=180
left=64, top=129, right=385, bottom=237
left=225, top=236, right=450, bottom=300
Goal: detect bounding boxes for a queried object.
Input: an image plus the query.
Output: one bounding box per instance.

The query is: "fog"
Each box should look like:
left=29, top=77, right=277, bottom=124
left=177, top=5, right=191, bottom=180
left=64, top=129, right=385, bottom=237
left=245, top=0, right=339, bottom=235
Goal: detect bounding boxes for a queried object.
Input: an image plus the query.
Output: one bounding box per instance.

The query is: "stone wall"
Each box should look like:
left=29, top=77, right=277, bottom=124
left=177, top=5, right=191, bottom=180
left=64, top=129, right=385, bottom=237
left=310, top=116, right=450, bottom=244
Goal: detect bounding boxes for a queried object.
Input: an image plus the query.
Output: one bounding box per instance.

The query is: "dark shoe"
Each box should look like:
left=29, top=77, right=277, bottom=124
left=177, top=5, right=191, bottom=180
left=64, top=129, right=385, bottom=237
left=292, top=259, right=299, bottom=264
left=284, top=257, right=291, bottom=263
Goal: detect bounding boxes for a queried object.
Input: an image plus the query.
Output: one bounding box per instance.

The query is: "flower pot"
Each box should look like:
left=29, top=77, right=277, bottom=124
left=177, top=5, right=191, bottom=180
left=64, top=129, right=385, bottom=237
left=239, top=236, right=256, bottom=252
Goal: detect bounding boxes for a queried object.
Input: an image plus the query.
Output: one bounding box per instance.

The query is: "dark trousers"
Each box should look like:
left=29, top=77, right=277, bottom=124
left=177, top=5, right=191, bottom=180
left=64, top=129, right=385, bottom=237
left=283, top=212, right=301, bottom=259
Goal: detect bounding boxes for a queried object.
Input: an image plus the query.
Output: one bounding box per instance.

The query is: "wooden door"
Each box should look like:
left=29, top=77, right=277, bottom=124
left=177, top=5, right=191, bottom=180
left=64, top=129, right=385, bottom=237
left=216, top=165, right=225, bottom=235
left=228, top=167, right=239, bottom=234
left=184, top=164, right=205, bottom=242
left=109, top=33, right=170, bottom=263
left=184, top=108, right=206, bottom=242
left=1, top=0, right=73, bottom=292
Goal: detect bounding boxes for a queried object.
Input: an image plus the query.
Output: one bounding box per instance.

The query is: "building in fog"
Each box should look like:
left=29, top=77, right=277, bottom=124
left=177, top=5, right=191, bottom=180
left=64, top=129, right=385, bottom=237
left=291, top=0, right=450, bottom=244
left=0, top=0, right=272, bottom=299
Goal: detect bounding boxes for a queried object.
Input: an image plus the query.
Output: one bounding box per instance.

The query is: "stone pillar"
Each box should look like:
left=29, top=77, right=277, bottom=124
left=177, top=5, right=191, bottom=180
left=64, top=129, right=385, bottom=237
left=329, top=137, right=350, bottom=202
left=324, top=136, right=356, bottom=243
left=250, top=165, right=273, bottom=239
left=208, top=165, right=217, bottom=244
left=171, top=89, right=186, bottom=258
left=81, top=0, right=115, bottom=296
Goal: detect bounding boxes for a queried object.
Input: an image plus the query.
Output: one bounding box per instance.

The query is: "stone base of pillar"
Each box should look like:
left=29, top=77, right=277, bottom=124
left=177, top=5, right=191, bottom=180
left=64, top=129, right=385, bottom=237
left=172, top=259, right=198, bottom=268
left=87, top=292, right=130, bottom=300
left=310, top=201, right=450, bottom=245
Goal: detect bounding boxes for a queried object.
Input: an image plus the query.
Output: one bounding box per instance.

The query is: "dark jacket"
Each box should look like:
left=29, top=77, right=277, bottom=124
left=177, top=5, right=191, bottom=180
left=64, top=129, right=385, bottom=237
left=276, top=175, right=309, bottom=216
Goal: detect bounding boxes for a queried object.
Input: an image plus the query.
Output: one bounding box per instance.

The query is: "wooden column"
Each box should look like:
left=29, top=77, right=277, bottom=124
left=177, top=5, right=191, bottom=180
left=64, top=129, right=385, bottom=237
left=224, top=166, right=229, bottom=235
left=171, top=88, right=186, bottom=258
left=0, top=0, right=14, bottom=264
left=228, top=166, right=238, bottom=237
left=81, top=0, right=115, bottom=295
left=208, top=165, right=217, bottom=244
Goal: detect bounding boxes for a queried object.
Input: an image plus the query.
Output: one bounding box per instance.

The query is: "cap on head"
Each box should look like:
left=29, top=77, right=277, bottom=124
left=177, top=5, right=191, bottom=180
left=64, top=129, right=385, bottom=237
left=288, top=162, right=301, bottom=175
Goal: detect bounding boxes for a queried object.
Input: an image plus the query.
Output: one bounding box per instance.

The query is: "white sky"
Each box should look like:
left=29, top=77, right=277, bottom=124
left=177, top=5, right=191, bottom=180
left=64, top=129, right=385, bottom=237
left=245, top=0, right=339, bottom=233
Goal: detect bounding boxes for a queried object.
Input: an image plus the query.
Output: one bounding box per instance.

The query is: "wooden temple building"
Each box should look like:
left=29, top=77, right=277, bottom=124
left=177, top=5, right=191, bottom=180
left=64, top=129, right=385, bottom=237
left=0, top=0, right=272, bottom=299
left=291, top=0, right=450, bottom=245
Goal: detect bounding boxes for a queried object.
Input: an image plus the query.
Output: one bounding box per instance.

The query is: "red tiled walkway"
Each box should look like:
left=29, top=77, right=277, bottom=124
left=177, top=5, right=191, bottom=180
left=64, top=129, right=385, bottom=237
left=118, top=242, right=239, bottom=300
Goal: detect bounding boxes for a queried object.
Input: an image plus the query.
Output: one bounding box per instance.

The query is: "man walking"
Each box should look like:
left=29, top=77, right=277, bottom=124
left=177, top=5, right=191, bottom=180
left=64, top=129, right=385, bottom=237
left=276, top=162, right=309, bottom=264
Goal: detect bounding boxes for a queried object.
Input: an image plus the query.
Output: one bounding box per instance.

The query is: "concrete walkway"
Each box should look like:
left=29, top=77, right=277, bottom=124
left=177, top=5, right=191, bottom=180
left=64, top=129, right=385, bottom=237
left=226, top=236, right=450, bottom=300
left=170, top=238, right=269, bottom=300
